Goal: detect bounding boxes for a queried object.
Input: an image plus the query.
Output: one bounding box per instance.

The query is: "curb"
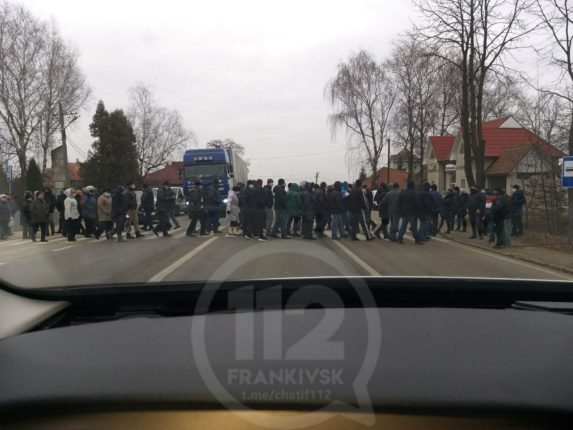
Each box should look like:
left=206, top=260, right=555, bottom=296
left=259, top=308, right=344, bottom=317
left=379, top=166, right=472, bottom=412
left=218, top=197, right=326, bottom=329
left=440, top=235, right=573, bottom=276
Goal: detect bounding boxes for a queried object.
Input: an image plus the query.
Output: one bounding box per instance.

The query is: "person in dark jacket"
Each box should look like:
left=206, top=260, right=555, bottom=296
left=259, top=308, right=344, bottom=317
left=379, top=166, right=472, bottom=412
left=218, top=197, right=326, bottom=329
left=251, top=179, right=266, bottom=240
left=29, top=190, right=51, bottom=242
left=286, top=183, right=302, bottom=236
left=373, top=183, right=389, bottom=239
left=313, top=182, right=327, bottom=237
left=511, top=185, right=526, bottom=236
left=42, top=186, right=56, bottom=236
left=55, top=189, right=66, bottom=235
left=492, top=188, right=509, bottom=249
left=0, top=195, right=10, bottom=240
left=362, top=184, right=376, bottom=230
left=111, top=185, right=128, bottom=242
left=381, top=183, right=401, bottom=242
left=204, top=180, right=221, bottom=234
left=454, top=187, right=468, bottom=232
left=186, top=181, right=207, bottom=237
left=328, top=181, right=345, bottom=240
left=348, top=179, right=373, bottom=241
left=440, top=189, right=455, bottom=233
left=417, top=182, right=433, bottom=241
left=123, top=183, right=143, bottom=239
left=263, top=179, right=274, bottom=238
left=467, top=187, right=486, bottom=239
left=398, top=180, right=422, bottom=244
left=140, top=184, right=155, bottom=231
left=301, top=182, right=316, bottom=240
left=154, top=181, right=173, bottom=237
left=20, top=192, right=33, bottom=239
left=271, top=178, right=289, bottom=238
left=82, top=186, right=101, bottom=239
left=430, top=184, right=443, bottom=236
left=241, top=181, right=255, bottom=239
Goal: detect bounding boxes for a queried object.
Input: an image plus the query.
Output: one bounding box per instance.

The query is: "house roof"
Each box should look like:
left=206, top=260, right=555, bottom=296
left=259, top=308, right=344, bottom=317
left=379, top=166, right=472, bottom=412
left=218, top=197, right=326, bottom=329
left=364, top=167, right=410, bottom=189
left=429, top=136, right=455, bottom=161
left=486, top=142, right=565, bottom=175
left=145, top=162, right=184, bottom=186
left=390, top=148, right=420, bottom=161
left=482, top=116, right=513, bottom=129
left=68, top=163, right=81, bottom=182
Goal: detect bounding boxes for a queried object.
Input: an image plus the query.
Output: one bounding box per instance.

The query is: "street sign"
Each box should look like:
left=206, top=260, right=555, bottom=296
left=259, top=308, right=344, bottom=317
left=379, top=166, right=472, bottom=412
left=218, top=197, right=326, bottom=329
left=563, top=156, right=573, bottom=188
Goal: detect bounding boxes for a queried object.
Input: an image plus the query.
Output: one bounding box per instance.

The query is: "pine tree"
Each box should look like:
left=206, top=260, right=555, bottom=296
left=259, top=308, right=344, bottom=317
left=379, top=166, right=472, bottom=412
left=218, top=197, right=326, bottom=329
left=80, top=101, right=140, bottom=190
left=26, top=158, right=43, bottom=192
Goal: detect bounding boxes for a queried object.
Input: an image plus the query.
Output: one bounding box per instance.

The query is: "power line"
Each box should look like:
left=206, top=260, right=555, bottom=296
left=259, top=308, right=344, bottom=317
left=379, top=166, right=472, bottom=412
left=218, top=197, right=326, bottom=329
left=249, top=149, right=345, bottom=161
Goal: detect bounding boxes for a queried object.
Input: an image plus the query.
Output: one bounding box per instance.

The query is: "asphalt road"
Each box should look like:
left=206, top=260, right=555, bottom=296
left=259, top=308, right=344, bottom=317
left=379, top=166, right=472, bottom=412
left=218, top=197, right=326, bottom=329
left=0, top=217, right=571, bottom=289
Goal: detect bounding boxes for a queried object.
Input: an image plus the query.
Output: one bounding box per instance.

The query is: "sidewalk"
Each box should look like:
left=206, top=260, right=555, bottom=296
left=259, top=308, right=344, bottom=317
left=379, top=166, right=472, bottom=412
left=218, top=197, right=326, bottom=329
left=439, top=229, right=573, bottom=276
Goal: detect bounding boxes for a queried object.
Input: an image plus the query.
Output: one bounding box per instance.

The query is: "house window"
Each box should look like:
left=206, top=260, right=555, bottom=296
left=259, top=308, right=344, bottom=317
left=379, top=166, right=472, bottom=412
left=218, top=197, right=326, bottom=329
left=461, top=178, right=466, bottom=189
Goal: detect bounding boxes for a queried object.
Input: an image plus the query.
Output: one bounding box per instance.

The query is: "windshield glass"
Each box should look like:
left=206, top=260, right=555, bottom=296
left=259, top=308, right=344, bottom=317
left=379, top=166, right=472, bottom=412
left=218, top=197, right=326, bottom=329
left=184, top=165, right=227, bottom=179
left=0, top=0, right=571, bottom=291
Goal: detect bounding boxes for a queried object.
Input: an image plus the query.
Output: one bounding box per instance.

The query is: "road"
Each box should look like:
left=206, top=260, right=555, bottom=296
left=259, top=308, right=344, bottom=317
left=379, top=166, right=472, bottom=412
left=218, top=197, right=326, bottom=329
left=0, top=217, right=571, bottom=289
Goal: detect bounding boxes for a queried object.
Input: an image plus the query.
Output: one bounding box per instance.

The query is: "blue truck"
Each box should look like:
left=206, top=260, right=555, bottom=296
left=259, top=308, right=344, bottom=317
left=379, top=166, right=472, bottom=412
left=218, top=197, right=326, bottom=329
left=182, top=147, right=249, bottom=217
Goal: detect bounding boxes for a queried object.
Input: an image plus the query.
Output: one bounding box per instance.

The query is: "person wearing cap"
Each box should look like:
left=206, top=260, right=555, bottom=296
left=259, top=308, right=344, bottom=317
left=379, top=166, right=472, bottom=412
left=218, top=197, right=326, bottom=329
left=20, top=192, right=33, bottom=239
left=64, top=188, right=80, bottom=242
left=82, top=186, right=99, bottom=239
left=186, top=181, right=207, bottom=237
left=0, top=194, right=11, bottom=240
left=29, top=190, right=50, bottom=242
left=124, top=183, right=144, bottom=239
left=112, top=185, right=128, bottom=242
left=154, top=181, right=173, bottom=237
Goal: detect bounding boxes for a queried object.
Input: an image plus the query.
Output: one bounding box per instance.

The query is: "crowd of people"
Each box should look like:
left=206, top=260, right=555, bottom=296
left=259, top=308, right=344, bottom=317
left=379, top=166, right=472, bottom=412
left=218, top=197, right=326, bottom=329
left=0, top=178, right=527, bottom=249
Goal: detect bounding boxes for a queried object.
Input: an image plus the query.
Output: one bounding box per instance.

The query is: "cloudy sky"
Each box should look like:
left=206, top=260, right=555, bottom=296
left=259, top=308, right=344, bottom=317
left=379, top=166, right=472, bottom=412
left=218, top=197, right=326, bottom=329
left=19, top=0, right=415, bottom=184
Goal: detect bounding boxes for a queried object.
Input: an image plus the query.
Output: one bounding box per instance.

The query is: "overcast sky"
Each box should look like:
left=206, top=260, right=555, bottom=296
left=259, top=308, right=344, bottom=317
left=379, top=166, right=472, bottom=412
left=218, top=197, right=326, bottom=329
left=19, top=0, right=415, bottom=184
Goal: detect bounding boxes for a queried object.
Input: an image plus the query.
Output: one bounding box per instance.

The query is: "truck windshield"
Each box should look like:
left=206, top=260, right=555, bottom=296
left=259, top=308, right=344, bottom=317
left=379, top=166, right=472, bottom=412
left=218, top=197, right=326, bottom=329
left=184, top=164, right=227, bottom=179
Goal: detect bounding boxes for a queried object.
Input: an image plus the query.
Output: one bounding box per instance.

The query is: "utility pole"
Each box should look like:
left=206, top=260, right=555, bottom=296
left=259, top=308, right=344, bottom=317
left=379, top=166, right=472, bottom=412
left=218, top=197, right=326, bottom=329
left=387, top=138, right=391, bottom=185
left=59, top=101, right=70, bottom=188
left=315, top=172, right=319, bottom=184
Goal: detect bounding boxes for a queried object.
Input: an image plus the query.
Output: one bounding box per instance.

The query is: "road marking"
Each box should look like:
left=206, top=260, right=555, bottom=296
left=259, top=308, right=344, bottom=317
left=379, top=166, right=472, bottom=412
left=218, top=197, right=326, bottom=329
left=431, top=235, right=572, bottom=280
left=0, top=262, right=7, bottom=266
left=147, top=236, right=219, bottom=283
left=330, top=240, right=380, bottom=277
left=51, top=245, right=74, bottom=252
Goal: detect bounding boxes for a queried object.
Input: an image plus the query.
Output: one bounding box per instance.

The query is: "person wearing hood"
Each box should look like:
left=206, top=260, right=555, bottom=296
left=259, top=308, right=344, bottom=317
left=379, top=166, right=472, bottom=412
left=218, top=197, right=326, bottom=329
left=373, top=183, right=390, bottom=240
left=430, top=184, right=443, bottom=236
left=226, top=185, right=241, bottom=236
left=82, top=186, right=99, bottom=239
left=511, top=184, right=526, bottom=236
left=467, top=186, right=486, bottom=239
left=111, top=185, right=128, bottom=242
left=381, top=183, right=402, bottom=241
left=313, top=182, right=327, bottom=237
left=64, top=188, right=80, bottom=242
left=327, top=181, right=344, bottom=240
left=348, top=179, right=373, bottom=241
left=124, top=183, right=144, bottom=239
left=29, top=190, right=50, bottom=242
left=440, top=189, right=455, bottom=234
left=42, top=186, right=56, bottom=236
left=251, top=179, right=267, bottom=241
left=301, top=182, right=316, bottom=240
left=186, top=181, right=207, bottom=237
left=398, top=180, right=422, bottom=244
left=154, top=181, right=173, bottom=237
left=454, top=186, right=468, bottom=232
left=20, top=192, right=33, bottom=239
left=271, top=178, right=289, bottom=239
left=262, top=179, right=274, bottom=239
left=286, top=183, right=302, bottom=237
left=205, top=180, right=221, bottom=234
left=0, top=195, right=10, bottom=240
left=97, top=189, right=113, bottom=240
left=417, top=182, right=434, bottom=242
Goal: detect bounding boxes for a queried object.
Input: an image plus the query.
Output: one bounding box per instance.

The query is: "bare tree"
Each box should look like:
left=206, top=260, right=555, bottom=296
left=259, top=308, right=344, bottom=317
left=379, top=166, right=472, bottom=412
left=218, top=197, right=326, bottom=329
left=206, top=138, right=246, bottom=156
left=325, top=50, right=395, bottom=187
left=128, top=84, right=195, bottom=177
left=414, top=0, right=535, bottom=188
left=534, top=0, right=573, bottom=245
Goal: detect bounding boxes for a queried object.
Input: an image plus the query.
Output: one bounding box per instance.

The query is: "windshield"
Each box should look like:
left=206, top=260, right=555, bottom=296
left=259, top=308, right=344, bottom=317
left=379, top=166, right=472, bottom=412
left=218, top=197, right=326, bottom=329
left=184, top=164, right=227, bottom=179
left=0, top=0, right=571, bottom=290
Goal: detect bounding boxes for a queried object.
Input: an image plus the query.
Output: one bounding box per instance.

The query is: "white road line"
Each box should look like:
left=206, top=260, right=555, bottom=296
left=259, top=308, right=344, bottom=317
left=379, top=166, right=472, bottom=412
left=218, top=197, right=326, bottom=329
left=147, top=237, right=219, bottom=283
left=51, top=245, right=74, bottom=252
left=0, top=262, right=7, bottom=266
left=432, top=235, right=572, bottom=280
left=330, top=240, right=380, bottom=276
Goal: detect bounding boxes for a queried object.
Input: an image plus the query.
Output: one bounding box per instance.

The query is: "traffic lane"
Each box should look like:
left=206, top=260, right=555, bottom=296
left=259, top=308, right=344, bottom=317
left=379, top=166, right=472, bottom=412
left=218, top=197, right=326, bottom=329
left=0, top=227, right=214, bottom=288
left=160, top=236, right=365, bottom=283
left=328, top=234, right=571, bottom=280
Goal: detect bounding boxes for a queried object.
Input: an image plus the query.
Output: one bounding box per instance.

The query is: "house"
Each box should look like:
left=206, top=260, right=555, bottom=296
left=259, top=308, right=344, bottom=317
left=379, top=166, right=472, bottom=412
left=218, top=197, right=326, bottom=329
left=43, top=162, right=83, bottom=190
left=144, top=162, right=184, bottom=187
left=389, top=148, right=422, bottom=174
left=424, top=116, right=564, bottom=191
left=364, top=167, right=410, bottom=189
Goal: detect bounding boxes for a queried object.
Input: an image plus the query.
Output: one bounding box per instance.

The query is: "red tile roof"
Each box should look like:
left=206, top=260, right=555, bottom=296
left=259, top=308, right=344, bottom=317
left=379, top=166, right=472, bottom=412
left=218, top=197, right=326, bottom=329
left=365, top=167, right=410, bottom=189
left=482, top=116, right=513, bottom=129
left=481, top=127, right=559, bottom=157
left=429, top=136, right=455, bottom=161
left=486, top=142, right=565, bottom=175
left=145, top=162, right=184, bottom=186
